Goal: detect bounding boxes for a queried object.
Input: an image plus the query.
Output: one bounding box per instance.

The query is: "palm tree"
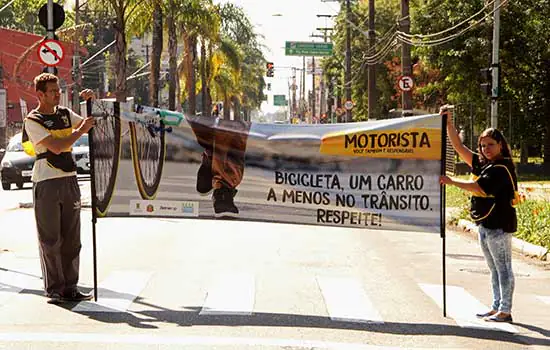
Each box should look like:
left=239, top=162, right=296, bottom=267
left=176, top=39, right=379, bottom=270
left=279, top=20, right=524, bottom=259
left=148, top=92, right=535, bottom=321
left=149, top=0, right=163, bottom=107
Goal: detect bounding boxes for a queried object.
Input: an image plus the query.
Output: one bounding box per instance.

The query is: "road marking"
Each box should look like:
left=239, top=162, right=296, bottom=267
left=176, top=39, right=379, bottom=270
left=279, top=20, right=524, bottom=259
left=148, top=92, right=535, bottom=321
left=0, top=254, right=43, bottom=307
left=419, top=283, right=517, bottom=333
left=200, top=272, right=255, bottom=316
left=316, top=276, right=383, bottom=324
left=0, top=269, right=29, bottom=306
left=72, top=270, right=152, bottom=312
left=537, top=295, right=550, bottom=305
left=0, top=332, right=461, bottom=349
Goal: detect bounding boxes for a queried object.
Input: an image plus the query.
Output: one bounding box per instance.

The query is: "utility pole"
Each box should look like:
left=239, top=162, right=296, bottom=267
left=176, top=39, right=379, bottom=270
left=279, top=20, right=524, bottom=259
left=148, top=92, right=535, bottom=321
left=302, top=56, right=306, bottom=120
left=401, top=0, right=413, bottom=116
left=292, top=68, right=297, bottom=121
left=345, top=0, right=352, bottom=122
left=490, top=0, right=501, bottom=128
left=311, top=55, right=316, bottom=123
left=72, top=0, right=80, bottom=111
left=367, top=0, right=376, bottom=120
left=316, top=24, right=334, bottom=122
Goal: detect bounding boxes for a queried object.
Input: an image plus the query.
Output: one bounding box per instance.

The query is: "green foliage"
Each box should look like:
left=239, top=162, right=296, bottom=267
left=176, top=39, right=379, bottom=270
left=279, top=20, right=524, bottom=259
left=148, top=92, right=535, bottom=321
left=0, top=0, right=75, bottom=34
left=516, top=200, right=550, bottom=250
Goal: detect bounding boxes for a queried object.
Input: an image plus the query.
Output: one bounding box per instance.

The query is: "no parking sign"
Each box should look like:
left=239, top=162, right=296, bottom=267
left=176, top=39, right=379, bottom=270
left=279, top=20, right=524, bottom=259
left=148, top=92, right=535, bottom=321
left=398, top=75, right=414, bottom=92
left=37, top=39, right=65, bottom=67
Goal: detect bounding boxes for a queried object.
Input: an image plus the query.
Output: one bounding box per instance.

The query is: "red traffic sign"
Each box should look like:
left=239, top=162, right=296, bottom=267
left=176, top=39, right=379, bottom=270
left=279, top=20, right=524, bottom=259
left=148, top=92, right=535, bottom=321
left=344, top=100, right=354, bottom=111
left=37, top=40, right=65, bottom=67
left=398, top=75, right=414, bottom=92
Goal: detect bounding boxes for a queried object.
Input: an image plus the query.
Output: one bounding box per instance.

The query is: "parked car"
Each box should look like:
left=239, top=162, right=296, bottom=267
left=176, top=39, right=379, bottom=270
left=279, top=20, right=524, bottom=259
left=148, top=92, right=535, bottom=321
left=0, top=132, right=34, bottom=190
left=73, top=134, right=90, bottom=174
left=0, top=133, right=91, bottom=190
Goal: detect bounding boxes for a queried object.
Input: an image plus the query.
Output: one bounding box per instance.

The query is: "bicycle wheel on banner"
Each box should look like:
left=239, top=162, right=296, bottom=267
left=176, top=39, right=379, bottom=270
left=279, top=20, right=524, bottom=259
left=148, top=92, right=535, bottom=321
left=129, top=120, right=166, bottom=199
left=91, top=101, right=122, bottom=217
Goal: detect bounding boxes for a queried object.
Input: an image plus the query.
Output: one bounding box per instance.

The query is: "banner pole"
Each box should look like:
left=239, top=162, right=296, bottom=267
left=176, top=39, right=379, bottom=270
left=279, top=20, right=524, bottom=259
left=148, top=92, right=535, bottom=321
left=86, top=99, right=99, bottom=301
left=440, top=111, right=448, bottom=317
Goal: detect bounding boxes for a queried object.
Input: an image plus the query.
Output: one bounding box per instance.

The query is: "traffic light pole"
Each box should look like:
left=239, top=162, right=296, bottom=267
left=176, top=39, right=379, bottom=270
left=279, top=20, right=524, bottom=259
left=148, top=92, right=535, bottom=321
left=46, top=0, right=55, bottom=74
left=490, top=0, right=501, bottom=128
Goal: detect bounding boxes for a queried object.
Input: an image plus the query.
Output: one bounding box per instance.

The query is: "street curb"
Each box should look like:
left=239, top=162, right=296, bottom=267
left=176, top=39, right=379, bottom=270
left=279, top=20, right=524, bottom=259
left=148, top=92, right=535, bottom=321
left=457, top=219, right=549, bottom=261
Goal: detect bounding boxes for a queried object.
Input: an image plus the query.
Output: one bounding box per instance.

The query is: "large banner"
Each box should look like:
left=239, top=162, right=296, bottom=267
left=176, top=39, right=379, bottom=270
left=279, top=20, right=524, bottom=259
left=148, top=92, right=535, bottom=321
left=86, top=100, right=443, bottom=233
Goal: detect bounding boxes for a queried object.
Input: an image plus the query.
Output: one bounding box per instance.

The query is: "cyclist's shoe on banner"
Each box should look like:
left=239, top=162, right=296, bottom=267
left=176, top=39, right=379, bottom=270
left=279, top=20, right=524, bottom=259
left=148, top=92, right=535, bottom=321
left=213, top=187, right=239, bottom=218
left=196, top=151, right=213, bottom=195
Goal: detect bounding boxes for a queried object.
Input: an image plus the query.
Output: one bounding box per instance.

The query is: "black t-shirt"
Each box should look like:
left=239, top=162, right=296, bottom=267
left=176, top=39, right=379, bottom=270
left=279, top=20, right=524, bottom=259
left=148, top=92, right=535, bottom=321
left=470, top=156, right=517, bottom=232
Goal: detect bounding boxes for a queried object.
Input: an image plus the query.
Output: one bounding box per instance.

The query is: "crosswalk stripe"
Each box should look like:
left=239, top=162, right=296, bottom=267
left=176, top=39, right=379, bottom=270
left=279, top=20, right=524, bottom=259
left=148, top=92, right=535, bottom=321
left=419, top=283, right=517, bottom=333
left=72, top=271, right=152, bottom=312
left=0, top=270, right=29, bottom=306
left=316, top=276, right=383, bottom=324
left=537, top=296, right=550, bottom=305
left=200, top=272, right=255, bottom=316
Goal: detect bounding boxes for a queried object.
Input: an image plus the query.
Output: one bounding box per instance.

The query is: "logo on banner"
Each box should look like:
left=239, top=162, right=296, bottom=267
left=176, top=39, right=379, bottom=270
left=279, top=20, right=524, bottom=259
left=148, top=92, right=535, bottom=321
left=130, top=200, right=198, bottom=217
left=320, top=128, right=441, bottom=160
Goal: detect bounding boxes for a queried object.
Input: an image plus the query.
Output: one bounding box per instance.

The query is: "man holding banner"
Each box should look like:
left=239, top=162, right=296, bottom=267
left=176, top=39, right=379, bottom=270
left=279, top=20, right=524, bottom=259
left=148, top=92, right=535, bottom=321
left=23, top=73, right=95, bottom=304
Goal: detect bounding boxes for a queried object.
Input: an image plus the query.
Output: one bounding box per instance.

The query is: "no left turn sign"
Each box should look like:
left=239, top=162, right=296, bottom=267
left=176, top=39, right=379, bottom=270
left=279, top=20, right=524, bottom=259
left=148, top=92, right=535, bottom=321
left=398, top=75, right=414, bottom=92
left=37, top=40, right=65, bottom=67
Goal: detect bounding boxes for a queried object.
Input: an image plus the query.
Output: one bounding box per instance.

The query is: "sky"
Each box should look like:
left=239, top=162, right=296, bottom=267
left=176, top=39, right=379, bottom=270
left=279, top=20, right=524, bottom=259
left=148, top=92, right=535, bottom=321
left=219, top=0, right=340, bottom=113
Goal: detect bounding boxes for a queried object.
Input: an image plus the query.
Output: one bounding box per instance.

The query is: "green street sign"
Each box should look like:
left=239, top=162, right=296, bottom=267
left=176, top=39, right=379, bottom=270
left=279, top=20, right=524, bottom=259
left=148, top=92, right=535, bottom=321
left=273, top=95, right=287, bottom=106
left=285, top=41, right=333, bottom=57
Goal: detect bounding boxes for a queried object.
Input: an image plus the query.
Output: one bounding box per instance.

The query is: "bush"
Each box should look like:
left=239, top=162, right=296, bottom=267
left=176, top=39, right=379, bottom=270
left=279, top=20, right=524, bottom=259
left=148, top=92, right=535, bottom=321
left=515, top=200, right=550, bottom=250
left=446, top=187, right=550, bottom=251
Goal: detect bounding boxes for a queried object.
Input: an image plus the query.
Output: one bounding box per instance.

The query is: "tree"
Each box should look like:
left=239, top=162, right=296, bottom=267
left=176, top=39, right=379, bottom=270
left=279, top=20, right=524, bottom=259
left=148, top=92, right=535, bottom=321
left=149, top=0, right=163, bottom=107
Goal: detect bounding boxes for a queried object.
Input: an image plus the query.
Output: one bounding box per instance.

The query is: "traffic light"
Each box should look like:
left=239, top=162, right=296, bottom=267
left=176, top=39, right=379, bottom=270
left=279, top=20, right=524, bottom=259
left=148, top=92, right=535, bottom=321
left=267, top=83, right=271, bottom=91
left=266, top=62, right=274, bottom=77
left=479, top=68, right=492, bottom=96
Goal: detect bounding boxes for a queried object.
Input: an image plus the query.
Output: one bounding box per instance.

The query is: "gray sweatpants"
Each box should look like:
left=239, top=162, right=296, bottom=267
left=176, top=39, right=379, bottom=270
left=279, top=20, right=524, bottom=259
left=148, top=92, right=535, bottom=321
left=33, top=176, right=81, bottom=295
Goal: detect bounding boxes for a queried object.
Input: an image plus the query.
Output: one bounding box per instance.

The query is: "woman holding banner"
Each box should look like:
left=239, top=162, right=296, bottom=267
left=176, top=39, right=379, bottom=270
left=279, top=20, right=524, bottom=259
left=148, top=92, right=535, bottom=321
left=440, top=105, right=517, bottom=323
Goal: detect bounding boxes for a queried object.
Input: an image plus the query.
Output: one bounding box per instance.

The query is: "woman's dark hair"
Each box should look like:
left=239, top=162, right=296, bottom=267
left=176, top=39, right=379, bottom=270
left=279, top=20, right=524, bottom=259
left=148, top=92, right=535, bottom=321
left=477, top=128, right=515, bottom=170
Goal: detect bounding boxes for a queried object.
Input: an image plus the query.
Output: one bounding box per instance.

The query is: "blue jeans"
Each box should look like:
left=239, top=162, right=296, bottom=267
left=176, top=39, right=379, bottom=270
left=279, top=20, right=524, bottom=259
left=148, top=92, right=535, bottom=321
left=478, top=225, right=515, bottom=313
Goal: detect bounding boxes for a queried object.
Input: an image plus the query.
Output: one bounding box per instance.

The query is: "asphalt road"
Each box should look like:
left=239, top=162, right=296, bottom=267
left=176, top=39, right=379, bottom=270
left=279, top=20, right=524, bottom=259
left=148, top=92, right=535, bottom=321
left=0, top=180, right=549, bottom=349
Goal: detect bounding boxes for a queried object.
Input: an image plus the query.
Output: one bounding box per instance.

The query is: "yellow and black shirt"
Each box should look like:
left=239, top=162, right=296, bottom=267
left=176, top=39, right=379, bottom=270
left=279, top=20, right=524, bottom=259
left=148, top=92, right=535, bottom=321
left=470, top=156, right=518, bottom=233
left=23, top=106, right=83, bottom=183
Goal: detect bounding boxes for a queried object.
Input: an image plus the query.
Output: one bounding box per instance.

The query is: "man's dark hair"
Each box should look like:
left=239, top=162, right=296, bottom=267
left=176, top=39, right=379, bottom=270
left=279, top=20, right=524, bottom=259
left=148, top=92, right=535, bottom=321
left=34, top=73, right=58, bottom=93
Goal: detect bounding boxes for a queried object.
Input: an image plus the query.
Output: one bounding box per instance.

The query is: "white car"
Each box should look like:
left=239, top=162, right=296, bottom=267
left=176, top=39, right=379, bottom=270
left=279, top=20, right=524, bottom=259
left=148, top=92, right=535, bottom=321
left=72, top=134, right=90, bottom=174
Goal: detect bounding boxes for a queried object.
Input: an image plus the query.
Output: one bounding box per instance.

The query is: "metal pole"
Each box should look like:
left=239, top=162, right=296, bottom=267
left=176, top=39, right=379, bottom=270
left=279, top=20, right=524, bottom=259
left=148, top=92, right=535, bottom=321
left=345, top=0, right=352, bottom=122
left=440, top=111, right=448, bottom=318
left=401, top=0, right=412, bottom=115
left=86, top=99, right=99, bottom=301
left=47, top=0, right=55, bottom=74
left=367, top=0, right=376, bottom=120
left=490, top=0, right=500, bottom=128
